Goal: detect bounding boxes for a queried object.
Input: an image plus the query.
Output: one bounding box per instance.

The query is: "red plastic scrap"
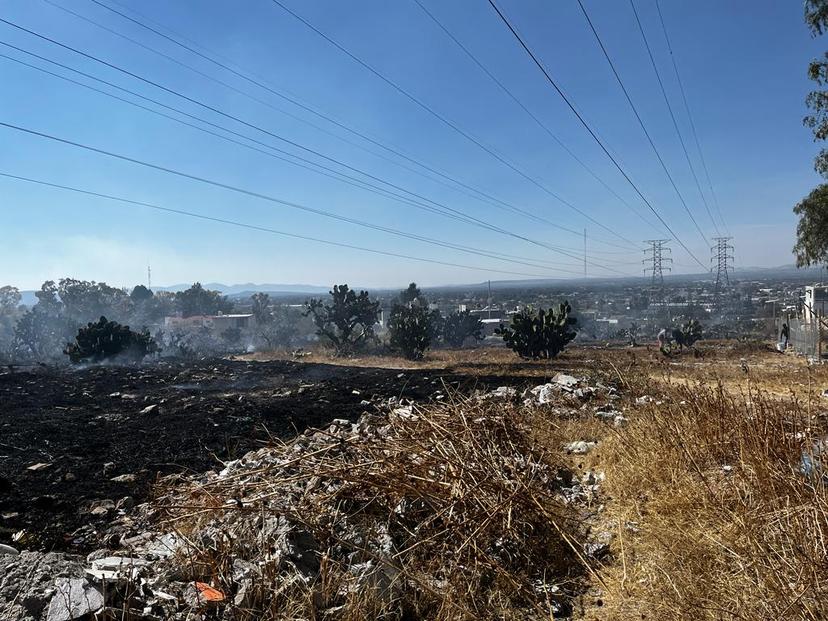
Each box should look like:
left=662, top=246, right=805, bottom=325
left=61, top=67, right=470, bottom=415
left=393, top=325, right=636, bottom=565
left=195, top=582, right=225, bottom=602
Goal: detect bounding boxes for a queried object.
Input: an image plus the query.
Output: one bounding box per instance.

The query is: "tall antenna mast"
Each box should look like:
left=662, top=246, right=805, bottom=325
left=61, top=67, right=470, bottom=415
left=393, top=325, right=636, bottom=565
left=147, top=265, right=152, bottom=291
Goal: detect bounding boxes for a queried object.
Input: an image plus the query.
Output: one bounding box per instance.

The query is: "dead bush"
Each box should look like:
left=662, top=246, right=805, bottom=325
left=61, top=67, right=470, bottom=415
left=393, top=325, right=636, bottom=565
left=155, top=398, right=586, bottom=619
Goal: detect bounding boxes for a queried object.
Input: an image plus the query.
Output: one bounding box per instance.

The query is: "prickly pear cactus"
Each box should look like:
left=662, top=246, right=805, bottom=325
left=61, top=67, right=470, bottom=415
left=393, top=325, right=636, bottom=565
left=495, top=302, right=577, bottom=359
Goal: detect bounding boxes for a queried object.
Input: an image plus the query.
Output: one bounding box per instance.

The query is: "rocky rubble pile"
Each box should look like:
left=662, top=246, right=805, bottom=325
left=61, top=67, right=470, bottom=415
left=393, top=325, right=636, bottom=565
left=2, top=395, right=589, bottom=619
left=2, top=375, right=627, bottom=620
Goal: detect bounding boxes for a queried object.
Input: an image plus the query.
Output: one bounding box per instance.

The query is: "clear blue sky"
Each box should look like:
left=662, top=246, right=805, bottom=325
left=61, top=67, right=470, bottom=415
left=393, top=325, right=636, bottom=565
left=0, top=0, right=823, bottom=289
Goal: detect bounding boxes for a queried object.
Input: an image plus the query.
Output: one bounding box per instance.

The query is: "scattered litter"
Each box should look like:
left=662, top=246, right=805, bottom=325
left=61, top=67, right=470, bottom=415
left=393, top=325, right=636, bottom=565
left=26, top=462, right=51, bottom=472
left=110, top=473, right=136, bottom=483
left=564, top=440, right=597, bottom=455
left=478, top=386, right=518, bottom=401
left=139, top=404, right=159, bottom=415
left=635, top=395, right=654, bottom=405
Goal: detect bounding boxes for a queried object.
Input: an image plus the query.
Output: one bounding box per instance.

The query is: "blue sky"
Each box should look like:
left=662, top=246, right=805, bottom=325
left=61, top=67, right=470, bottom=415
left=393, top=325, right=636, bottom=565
left=0, top=0, right=823, bottom=289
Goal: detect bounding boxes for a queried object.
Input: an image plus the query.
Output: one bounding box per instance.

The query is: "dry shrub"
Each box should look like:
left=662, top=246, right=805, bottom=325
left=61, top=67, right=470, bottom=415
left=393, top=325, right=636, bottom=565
left=596, top=383, right=828, bottom=620
left=156, top=397, right=585, bottom=619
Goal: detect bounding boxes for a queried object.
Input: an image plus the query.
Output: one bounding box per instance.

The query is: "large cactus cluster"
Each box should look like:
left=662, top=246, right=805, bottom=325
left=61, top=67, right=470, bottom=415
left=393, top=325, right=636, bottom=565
left=63, top=316, right=157, bottom=363
left=496, top=302, right=577, bottom=359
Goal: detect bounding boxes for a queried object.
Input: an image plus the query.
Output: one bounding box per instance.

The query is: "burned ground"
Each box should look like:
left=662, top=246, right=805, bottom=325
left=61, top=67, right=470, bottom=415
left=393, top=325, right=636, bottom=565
left=0, top=357, right=537, bottom=553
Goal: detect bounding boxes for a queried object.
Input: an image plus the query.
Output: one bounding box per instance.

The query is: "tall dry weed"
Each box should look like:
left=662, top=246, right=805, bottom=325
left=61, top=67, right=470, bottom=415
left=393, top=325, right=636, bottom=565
left=596, top=383, right=828, bottom=620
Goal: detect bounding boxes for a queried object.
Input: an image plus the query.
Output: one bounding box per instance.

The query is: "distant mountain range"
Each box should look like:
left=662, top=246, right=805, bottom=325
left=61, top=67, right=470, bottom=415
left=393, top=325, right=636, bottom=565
left=152, top=282, right=331, bottom=297
left=14, top=264, right=827, bottom=307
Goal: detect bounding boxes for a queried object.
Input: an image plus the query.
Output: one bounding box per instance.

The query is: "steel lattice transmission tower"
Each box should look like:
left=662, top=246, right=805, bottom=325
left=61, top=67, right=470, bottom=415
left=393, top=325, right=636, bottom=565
left=644, top=239, right=672, bottom=318
left=643, top=239, right=672, bottom=287
left=711, top=236, right=734, bottom=299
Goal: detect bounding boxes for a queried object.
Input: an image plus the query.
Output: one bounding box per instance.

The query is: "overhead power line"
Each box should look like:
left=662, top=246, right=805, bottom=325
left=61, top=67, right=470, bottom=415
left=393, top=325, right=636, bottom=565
left=0, top=46, right=631, bottom=272
left=0, top=16, right=634, bottom=253
left=47, top=0, right=597, bottom=244
left=0, top=172, right=566, bottom=278
left=574, top=0, right=708, bottom=248
left=0, top=42, right=600, bottom=263
left=628, top=0, right=719, bottom=236
left=410, top=0, right=665, bottom=236
left=484, top=0, right=708, bottom=271
left=267, top=0, right=639, bottom=248
left=655, top=0, right=729, bottom=234
left=0, top=120, right=634, bottom=277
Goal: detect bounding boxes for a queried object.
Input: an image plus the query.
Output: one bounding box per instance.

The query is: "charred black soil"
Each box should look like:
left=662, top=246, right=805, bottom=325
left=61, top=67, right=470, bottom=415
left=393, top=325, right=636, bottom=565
left=0, top=358, right=535, bottom=552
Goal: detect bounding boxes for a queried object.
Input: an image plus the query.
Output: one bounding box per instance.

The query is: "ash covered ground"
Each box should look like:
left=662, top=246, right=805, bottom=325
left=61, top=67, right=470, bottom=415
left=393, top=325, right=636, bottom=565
left=0, top=357, right=532, bottom=552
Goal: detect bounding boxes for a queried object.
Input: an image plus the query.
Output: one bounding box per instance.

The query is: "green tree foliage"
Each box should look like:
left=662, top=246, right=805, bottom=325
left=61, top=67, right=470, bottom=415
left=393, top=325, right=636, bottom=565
left=251, top=292, right=309, bottom=350
left=805, top=0, right=828, bottom=175
left=251, top=292, right=273, bottom=323
left=0, top=286, right=22, bottom=361
left=496, top=303, right=577, bottom=360
left=58, top=278, right=131, bottom=323
left=441, top=309, right=484, bottom=347
left=793, top=184, right=828, bottom=266
left=130, top=285, right=154, bottom=303
left=304, top=284, right=380, bottom=355
left=388, top=283, right=440, bottom=360
left=176, top=282, right=233, bottom=318
left=399, top=282, right=423, bottom=305
left=64, top=316, right=157, bottom=363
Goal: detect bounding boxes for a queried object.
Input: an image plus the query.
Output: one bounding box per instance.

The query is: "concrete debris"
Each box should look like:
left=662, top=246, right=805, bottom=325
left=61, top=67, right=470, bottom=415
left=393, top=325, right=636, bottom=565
left=26, top=462, right=51, bottom=472
left=139, top=404, right=159, bottom=415
left=478, top=386, right=518, bottom=401
left=529, top=383, right=559, bottom=404
left=0, top=543, right=19, bottom=555
left=45, top=577, right=104, bottom=621
left=635, top=395, right=654, bottom=405
left=552, top=373, right=580, bottom=388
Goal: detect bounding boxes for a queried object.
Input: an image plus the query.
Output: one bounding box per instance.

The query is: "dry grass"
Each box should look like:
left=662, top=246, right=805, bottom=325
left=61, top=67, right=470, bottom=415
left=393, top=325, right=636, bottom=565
left=155, top=396, right=587, bottom=619
left=591, top=378, right=828, bottom=621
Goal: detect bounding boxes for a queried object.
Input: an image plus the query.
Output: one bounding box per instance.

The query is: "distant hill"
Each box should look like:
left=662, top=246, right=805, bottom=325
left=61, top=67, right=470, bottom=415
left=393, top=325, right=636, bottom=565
left=153, top=283, right=331, bottom=297
left=14, top=265, right=826, bottom=308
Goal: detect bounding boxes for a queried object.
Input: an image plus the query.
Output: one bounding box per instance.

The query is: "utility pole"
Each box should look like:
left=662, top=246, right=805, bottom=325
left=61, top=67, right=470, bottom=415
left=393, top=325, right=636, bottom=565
left=147, top=265, right=152, bottom=291
left=583, top=229, right=587, bottom=279
left=487, top=279, right=492, bottom=320
left=711, top=236, right=734, bottom=308
left=644, top=239, right=672, bottom=319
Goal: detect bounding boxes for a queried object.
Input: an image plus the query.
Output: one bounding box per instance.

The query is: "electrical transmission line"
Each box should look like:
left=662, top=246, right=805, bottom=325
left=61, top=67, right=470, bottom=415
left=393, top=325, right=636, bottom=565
left=1, top=43, right=615, bottom=266
left=711, top=236, right=734, bottom=301
left=0, top=48, right=632, bottom=274
left=410, top=0, right=665, bottom=236
left=575, top=0, right=709, bottom=248
left=484, top=0, right=707, bottom=271
left=655, top=0, right=729, bottom=235
left=0, top=120, right=638, bottom=278
left=628, top=0, right=720, bottom=236
left=0, top=24, right=634, bottom=260
left=47, top=0, right=625, bottom=249
left=267, top=0, right=640, bottom=248
left=0, top=172, right=567, bottom=278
